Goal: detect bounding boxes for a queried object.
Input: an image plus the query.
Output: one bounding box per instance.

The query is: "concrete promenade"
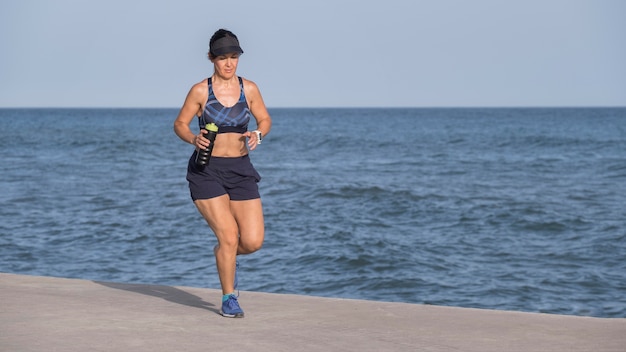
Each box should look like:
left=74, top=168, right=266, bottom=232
left=1, top=272, right=624, bottom=351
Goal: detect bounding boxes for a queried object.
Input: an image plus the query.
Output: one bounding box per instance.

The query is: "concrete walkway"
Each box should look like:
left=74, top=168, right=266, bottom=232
left=1, top=273, right=624, bottom=351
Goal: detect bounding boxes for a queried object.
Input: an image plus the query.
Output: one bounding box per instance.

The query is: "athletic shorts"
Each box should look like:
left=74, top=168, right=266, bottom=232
left=186, top=152, right=261, bottom=201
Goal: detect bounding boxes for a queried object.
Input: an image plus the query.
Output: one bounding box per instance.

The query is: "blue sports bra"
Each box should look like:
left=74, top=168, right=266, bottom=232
left=199, top=76, right=251, bottom=134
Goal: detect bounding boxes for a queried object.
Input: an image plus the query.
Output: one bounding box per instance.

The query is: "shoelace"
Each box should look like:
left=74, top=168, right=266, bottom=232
left=224, top=294, right=241, bottom=311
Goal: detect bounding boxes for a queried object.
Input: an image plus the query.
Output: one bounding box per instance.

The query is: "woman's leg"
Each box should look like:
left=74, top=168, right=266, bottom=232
left=194, top=195, right=239, bottom=295
left=230, top=198, right=265, bottom=255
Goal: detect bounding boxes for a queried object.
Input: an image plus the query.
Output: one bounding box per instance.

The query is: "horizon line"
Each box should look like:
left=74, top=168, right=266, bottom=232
left=1, top=105, right=625, bottom=110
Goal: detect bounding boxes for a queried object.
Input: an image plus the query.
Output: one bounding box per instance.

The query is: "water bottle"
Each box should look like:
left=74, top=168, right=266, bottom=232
left=195, top=123, right=219, bottom=166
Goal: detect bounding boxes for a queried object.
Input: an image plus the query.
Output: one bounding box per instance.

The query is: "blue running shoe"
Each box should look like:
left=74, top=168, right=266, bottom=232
left=221, top=294, right=244, bottom=318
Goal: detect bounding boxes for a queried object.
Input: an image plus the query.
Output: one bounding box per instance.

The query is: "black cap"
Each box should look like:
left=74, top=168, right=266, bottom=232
left=211, top=35, right=244, bottom=56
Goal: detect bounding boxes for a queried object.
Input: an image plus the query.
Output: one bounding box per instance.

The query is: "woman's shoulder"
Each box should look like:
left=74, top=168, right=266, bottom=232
left=192, top=78, right=209, bottom=89
left=240, top=76, right=260, bottom=93
left=188, top=78, right=209, bottom=96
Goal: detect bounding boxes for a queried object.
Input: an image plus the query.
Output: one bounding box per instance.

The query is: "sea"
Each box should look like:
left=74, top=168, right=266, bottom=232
left=1, top=107, right=625, bottom=318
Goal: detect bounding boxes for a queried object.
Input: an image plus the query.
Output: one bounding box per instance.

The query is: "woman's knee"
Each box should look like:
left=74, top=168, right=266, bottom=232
left=238, top=235, right=264, bottom=254
left=216, top=229, right=240, bottom=250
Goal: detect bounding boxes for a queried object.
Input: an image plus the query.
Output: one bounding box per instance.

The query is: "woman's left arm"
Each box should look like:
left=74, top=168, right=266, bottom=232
left=244, top=78, right=272, bottom=150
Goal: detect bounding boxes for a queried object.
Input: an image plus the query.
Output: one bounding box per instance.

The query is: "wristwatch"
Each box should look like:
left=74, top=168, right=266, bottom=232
left=253, top=130, right=263, bottom=144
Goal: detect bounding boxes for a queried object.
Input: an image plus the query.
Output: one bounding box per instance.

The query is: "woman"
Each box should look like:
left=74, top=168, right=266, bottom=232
left=173, top=29, right=272, bottom=318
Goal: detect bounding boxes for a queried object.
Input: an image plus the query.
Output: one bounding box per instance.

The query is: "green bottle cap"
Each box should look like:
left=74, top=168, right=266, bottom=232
left=205, top=123, right=219, bottom=132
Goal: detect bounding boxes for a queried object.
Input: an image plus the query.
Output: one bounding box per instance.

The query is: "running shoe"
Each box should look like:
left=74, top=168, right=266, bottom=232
left=221, top=294, right=244, bottom=318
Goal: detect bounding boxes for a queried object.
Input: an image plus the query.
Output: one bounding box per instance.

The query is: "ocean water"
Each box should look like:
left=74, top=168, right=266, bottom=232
left=1, top=107, right=625, bottom=318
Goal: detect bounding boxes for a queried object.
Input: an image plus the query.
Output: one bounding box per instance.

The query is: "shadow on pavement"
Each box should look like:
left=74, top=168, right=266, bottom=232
left=95, top=281, right=220, bottom=315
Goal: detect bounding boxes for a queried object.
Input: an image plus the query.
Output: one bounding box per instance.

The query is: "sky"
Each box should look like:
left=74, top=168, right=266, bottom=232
left=1, top=0, right=625, bottom=108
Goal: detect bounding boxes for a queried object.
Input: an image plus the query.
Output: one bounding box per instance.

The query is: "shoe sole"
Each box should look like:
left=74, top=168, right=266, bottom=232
left=221, top=311, right=244, bottom=318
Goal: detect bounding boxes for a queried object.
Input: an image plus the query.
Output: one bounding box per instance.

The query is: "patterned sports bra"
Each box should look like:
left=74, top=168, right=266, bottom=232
left=199, top=76, right=251, bottom=134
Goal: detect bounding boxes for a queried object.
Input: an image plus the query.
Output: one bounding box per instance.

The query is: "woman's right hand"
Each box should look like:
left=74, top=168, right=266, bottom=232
left=194, top=130, right=208, bottom=149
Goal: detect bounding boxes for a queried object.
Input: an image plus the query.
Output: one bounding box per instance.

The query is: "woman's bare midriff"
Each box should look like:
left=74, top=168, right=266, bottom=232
left=210, top=132, right=248, bottom=157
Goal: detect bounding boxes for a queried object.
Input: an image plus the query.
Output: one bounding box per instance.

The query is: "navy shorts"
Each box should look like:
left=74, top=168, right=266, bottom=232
left=186, top=153, right=261, bottom=201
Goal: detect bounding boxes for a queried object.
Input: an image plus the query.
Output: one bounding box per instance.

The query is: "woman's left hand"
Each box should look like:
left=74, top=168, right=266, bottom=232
left=244, top=131, right=261, bottom=150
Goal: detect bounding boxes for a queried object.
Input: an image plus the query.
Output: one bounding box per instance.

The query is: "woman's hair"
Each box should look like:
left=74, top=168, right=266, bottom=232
left=208, top=29, right=241, bottom=59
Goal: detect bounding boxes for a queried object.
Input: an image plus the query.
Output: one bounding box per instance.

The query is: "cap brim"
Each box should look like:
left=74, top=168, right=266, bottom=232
left=212, top=46, right=244, bottom=56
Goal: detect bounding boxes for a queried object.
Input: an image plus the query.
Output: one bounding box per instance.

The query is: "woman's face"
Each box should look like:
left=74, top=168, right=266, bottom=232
left=212, top=53, right=240, bottom=79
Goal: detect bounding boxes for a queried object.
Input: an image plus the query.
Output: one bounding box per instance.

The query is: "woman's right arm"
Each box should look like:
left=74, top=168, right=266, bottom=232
left=174, top=81, right=207, bottom=146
